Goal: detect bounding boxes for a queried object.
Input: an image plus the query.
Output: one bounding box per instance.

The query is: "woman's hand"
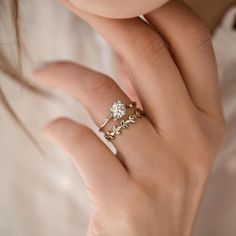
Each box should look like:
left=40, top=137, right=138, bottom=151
left=34, top=1, right=225, bottom=235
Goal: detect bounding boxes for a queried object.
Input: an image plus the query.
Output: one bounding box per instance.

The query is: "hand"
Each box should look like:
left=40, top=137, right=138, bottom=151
left=34, top=1, right=225, bottom=235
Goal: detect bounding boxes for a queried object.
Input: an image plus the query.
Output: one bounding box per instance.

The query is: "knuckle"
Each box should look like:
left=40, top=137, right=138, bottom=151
left=88, top=75, right=118, bottom=101
left=133, top=29, right=167, bottom=63
left=184, top=19, right=212, bottom=47
left=188, top=115, right=226, bottom=174
left=186, top=141, right=213, bottom=177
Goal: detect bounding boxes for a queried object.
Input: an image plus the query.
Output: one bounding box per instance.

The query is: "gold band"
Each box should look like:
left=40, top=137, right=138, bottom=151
left=104, top=108, right=143, bottom=141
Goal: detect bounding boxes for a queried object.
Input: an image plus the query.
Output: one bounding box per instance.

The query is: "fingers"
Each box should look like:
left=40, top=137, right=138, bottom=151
left=61, top=0, right=195, bottom=134
left=114, top=54, right=140, bottom=104
left=67, top=0, right=169, bottom=18
left=44, top=118, right=129, bottom=199
left=34, top=62, right=131, bottom=126
left=145, top=0, right=222, bottom=116
left=34, top=62, right=158, bottom=172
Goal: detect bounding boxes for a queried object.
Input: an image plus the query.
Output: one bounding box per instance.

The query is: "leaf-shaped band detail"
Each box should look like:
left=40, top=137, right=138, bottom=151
left=105, top=108, right=143, bottom=141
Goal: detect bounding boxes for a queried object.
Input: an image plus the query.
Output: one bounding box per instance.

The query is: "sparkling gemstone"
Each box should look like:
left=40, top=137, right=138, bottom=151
left=110, top=100, right=126, bottom=120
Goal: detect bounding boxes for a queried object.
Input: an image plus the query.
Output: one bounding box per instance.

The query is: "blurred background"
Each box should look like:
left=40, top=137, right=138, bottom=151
left=0, top=0, right=236, bottom=235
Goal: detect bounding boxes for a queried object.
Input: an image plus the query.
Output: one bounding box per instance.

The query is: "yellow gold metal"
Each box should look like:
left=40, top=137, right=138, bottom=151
left=99, top=115, right=113, bottom=132
left=104, top=108, right=143, bottom=141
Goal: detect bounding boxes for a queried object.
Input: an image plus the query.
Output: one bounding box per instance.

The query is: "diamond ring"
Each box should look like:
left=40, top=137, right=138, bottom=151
left=99, top=100, right=136, bottom=132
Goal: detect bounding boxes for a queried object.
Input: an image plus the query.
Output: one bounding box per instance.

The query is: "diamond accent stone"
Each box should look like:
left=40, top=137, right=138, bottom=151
left=110, top=100, right=126, bottom=120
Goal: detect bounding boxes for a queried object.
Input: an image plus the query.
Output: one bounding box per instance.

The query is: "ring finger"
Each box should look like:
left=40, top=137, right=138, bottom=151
left=33, top=61, right=160, bottom=172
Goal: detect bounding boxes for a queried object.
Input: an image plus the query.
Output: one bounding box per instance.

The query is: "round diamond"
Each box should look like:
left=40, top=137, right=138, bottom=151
left=110, top=100, right=126, bottom=120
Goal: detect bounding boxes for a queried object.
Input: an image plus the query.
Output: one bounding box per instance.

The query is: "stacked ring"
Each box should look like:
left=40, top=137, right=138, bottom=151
left=105, top=108, right=143, bottom=141
left=99, top=100, right=144, bottom=141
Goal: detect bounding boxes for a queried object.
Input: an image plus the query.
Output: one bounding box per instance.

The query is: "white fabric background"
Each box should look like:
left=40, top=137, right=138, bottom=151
left=0, top=1, right=235, bottom=235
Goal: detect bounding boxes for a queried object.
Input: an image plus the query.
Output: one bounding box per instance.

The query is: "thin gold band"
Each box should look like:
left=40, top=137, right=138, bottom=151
left=104, top=108, right=143, bottom=141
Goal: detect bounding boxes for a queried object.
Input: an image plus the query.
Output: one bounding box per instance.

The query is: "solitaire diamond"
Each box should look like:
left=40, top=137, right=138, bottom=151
left=110, top=100, right=126, bottom=120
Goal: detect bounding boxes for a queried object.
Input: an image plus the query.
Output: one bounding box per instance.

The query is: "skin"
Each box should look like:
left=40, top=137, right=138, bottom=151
left=34, top=0, right=225, bottom=235
left=67, top=0, right=169, bottom=18
left=186, top=0, right=236, bottom=31
left=65, top=0, right=236, bottom=24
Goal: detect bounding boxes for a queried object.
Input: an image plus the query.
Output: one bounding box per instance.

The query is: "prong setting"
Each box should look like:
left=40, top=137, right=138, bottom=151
left=110, top=100, right=127, bottom=120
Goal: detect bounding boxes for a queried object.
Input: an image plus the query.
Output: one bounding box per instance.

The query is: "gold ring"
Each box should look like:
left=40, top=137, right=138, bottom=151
left=104, top=108, right=143, bottom=141
left=99, top=100, right=136, bottom=132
